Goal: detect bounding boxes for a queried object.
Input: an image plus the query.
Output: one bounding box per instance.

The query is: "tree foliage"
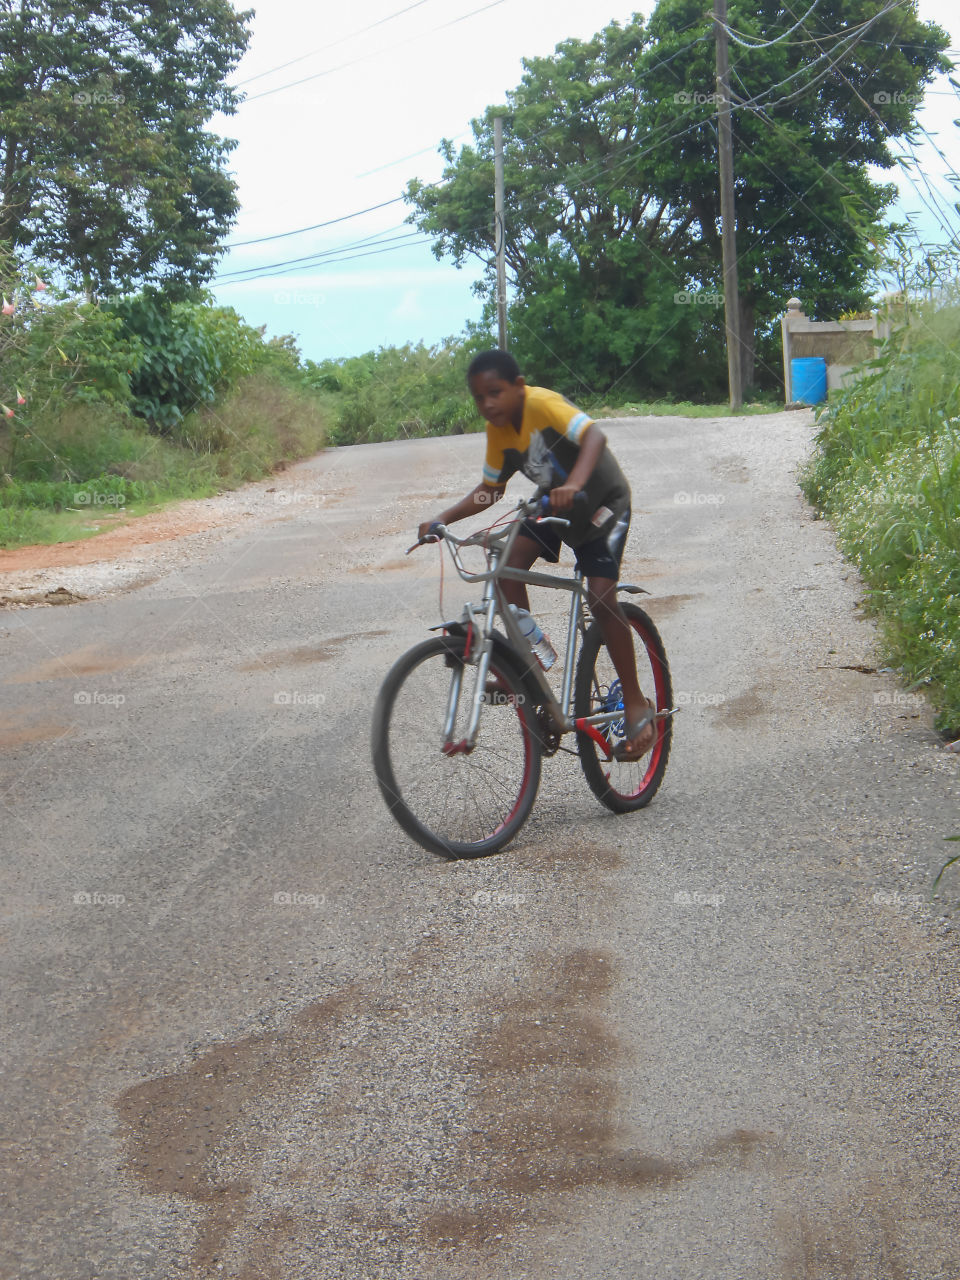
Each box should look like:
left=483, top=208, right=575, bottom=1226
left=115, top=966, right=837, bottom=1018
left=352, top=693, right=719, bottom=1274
left=405, top=0, right=951, bottom=397
left=0, top=1, right=251, bottom=297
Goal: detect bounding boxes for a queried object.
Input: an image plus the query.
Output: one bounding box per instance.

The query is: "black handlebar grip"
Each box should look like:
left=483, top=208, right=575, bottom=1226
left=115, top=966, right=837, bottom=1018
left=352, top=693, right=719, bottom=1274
left=538, top=491, right=589, bottom=515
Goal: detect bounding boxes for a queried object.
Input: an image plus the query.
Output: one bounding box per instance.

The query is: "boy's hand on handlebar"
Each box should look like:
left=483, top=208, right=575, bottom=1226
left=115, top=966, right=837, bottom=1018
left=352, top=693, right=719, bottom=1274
left=547, top=484, right=580, bottom=513
left=417, top=519, right=443, bottom=541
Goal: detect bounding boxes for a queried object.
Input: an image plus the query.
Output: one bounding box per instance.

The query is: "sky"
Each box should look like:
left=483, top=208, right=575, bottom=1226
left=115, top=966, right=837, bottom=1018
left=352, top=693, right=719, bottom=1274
left=208, top=0, right=960, bottom=364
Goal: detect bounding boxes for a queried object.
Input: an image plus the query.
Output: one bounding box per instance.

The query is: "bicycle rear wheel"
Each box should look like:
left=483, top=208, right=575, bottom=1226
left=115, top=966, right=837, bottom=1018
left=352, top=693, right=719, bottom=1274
left=574, top=602, right=672, bottom=812
left=372, top=635, right=542, bottom=858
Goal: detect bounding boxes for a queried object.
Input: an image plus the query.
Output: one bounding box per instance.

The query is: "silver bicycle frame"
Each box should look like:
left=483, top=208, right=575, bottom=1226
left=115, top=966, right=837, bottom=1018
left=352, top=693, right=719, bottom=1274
left=434, top=502, right=652, bottom=749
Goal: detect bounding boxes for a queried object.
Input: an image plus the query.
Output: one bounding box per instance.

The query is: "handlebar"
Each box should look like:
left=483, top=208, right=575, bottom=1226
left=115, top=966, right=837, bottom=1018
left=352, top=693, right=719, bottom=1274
left=412, top=489, right=589, bottom=553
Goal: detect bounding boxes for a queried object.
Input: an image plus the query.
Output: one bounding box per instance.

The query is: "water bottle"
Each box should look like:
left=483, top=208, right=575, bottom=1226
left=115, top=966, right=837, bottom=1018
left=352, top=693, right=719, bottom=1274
left=509, top=604, right=557, bottom=670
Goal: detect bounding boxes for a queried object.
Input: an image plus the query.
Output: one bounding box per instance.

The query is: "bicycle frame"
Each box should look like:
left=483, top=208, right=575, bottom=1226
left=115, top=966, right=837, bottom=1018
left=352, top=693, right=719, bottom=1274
left=431, top=500, right=648, bottom=753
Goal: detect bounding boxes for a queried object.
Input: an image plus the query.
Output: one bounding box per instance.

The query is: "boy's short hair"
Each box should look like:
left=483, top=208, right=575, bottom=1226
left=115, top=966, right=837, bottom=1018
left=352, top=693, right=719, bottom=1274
left=467, top=349, right=522, bottom=383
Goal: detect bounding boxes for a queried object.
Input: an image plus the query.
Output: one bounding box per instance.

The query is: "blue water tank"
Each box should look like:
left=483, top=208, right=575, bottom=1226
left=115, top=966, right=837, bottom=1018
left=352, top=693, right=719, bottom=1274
left=791, top=356, right=827, bottom=405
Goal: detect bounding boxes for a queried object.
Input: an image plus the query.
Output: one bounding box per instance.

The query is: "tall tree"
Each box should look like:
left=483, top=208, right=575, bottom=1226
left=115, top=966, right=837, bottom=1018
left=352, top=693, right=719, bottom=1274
left=405, top=1, right=950, bottom=397
left=0, top=1, right=251, bottom=297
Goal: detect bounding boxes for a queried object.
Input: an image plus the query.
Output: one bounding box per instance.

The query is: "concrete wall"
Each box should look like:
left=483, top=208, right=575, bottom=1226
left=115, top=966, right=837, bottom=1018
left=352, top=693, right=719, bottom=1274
left=780, top=298, right=889, bottom=403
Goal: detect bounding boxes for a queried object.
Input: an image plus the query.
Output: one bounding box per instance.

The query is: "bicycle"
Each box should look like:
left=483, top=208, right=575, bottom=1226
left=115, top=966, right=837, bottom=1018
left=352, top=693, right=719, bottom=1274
left=372, top=492, right=676, bottom=859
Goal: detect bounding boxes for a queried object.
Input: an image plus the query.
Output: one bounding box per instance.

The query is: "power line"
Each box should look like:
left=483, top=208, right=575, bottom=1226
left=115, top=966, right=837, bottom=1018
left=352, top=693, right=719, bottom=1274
left=217, top=228, right=422, bottom=281
left=215, top=237, right=429, bottom=286
left=242, top=0, right=508, bottom=104
left=220, top=24, right=713, bottom=260
left=721, top=0, right=821, bottom=49
left=226, top=198, right=405, bottom=248
left=234, top=0, right=435, bottom=88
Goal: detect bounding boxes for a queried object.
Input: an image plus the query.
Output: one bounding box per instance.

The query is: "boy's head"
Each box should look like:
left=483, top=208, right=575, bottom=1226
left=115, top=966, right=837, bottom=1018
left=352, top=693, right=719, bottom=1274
left=466, top=348, right=525, bottom=428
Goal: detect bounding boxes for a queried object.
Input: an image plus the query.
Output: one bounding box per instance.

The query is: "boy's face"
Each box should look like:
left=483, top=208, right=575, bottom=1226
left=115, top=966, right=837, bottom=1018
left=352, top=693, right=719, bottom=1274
left=468, top=370, right=525, bottom=429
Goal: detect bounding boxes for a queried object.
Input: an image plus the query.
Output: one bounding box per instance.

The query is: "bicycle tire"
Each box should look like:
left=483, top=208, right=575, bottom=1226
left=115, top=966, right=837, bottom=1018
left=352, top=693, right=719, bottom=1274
left=372, top=634, right=543, bottom=859
left=574, top=602, right=672, bottom=812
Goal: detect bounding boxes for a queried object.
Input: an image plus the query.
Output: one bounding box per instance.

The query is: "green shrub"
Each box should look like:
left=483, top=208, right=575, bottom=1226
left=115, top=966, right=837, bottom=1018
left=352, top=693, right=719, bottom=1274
left=106, top=291, right=264, bottom=430
left=306, top=334, right=492, bottom=445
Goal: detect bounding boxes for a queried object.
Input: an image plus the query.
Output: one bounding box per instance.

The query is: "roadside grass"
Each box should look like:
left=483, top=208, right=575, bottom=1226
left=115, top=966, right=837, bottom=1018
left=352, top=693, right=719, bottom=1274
left=800, top=300, right=960, bottom=733
left=0, top=372, right=327, bottom=548
left=591, top=395, right=783, bottom=418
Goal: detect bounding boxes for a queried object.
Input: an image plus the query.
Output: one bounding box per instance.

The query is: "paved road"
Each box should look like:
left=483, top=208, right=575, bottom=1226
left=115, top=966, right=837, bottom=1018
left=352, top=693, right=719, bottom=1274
left=2, top=412, right=959, bottom=1280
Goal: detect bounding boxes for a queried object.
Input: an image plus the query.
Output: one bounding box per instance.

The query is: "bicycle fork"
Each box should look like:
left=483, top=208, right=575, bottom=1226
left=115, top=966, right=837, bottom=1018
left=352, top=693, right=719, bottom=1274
left=440, top=601, right=497, bottom=756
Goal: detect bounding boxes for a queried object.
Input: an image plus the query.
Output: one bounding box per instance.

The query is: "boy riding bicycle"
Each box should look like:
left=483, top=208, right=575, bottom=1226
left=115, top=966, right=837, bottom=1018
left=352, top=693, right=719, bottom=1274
left=417, top=349, right=656, bottom=761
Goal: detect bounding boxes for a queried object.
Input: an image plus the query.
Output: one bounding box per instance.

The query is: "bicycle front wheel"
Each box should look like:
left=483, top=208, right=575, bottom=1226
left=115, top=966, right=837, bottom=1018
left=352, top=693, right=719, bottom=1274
left=574, top=603, right=672, bottom=812
left=372, top=635, right=542, bottom=859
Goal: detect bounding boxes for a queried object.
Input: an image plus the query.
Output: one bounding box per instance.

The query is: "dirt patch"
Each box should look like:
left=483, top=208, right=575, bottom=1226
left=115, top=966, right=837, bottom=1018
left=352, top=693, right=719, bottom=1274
left=0, top=586, right=85, bottom=608
left=0, top=504, right=237, bottom=573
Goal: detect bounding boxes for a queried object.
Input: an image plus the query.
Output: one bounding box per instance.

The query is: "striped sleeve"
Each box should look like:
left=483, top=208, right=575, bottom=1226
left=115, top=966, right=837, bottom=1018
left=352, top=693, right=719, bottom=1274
left=563, top=410, right=593, bottom=445
left=483, top=432, right=504, bottom=486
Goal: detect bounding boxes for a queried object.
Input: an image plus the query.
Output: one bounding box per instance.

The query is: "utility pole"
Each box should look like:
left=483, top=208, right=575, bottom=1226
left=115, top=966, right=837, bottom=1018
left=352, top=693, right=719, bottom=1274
left=714, top=0, right=743, bottom=410
left=493, top=115, right=508, bottom=350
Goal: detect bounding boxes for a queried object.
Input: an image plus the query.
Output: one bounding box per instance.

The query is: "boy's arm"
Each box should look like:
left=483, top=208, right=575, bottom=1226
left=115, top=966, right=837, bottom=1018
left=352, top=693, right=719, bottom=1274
left=549, top=422, right=607, bottom=511
left=417, top=482, right=504, bottom=540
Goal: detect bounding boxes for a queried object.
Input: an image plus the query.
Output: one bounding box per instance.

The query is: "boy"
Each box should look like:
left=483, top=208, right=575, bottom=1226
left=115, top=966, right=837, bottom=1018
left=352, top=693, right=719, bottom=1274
left=417, top=349, right=656, bottom=760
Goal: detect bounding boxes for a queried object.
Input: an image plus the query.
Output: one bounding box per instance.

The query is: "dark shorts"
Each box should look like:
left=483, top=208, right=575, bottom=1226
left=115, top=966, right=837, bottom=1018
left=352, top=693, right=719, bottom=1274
left=518, top=508, right=631, bottom=580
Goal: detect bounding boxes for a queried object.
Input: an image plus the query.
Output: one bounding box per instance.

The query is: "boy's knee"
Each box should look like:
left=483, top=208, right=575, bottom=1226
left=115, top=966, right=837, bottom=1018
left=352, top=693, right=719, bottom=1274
left=587, top=578, right=621, bottom=620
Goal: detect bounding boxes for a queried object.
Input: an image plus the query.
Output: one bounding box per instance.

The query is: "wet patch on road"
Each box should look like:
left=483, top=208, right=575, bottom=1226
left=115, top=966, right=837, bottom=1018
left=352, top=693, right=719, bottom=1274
left=0, top=714, right=72, bottom=749
left=5, top=644, right=143, bottom=684
left=646, top=592, right=702, bottom=617
left=116, top=990, right=357, bottom=1276
left=710, top=455, right=751, bottom=484
left=713, top=685, right=767, bottom=726
left=419, top=945, right=673, bottom=1248
left=238, top=630, right=389, bottom=671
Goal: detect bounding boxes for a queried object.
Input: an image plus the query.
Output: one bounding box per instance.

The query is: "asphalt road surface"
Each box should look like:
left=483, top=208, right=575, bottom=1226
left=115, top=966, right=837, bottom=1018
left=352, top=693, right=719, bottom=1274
left=2, top=411, right=959, bottom=1280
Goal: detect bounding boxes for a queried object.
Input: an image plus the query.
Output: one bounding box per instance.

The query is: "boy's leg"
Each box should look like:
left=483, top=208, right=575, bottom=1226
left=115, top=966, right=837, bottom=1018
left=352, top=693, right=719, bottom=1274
left=586, top=576, right=656, bottom=758
left=499, top=535, right=542, bottom=612
left=485, top=534, right=543, bottom=698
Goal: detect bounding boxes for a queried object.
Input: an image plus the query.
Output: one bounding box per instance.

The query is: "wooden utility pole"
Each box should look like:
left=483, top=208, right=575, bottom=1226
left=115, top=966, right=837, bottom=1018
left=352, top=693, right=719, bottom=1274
left=493, top=115, right=508, bottom=350
left=714, top=0, right=743, bottom=409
